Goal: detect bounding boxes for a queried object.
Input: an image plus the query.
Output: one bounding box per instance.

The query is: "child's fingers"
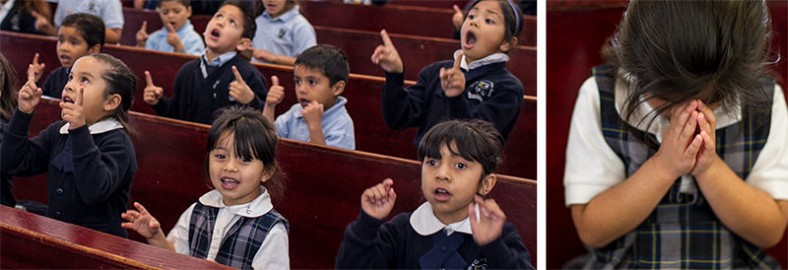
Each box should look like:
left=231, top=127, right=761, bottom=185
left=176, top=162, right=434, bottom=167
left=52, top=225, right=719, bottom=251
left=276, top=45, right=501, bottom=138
left=684, top=134, right=703, bottom=157
left=140, top=21, right=147, bottom=32
left=231, top=66, right=245, bottom=84
left=27, top=65, right=37, bottom=82
left=145, top=71, right=154, bottom=86
left=679, top=110, right=697, bottom=142
left=133, top=202, right=151, bottom=216
left=452, top=51, right=463, bottom=71
left=32, top=53, right=40, bottom=65
left=75, top=87, right=84, bottom=106
left=371, top=45, right=386, bottom=64
left=453, top=4, right=463, bottom=14
left=697, top=112, right=712, bottom=136
left=696, top=100, right=717, bottom=128
left=166, top=23, right=176, bottom=33
left=271, top=75, right=279, bottom=86
left=380, top=29, right=394, bottom=48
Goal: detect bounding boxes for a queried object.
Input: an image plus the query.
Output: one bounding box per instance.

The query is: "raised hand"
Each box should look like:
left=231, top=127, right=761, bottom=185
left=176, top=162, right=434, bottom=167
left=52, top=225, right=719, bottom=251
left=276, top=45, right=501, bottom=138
left=652, top=100, right=703, bottom=179
left=371, top=29, right=403, bottom=73
left=143, top=71, right=164, bottom=105
left=18, top=70, right=43, bottom=114
left=469, top=195, right=506, bottom=246
left=165, top=23, right=184, bottom=52
left=361, top=178, right=397, bottom=220
left=439, top=51, right=466, bottom=97
left=452, top=4, right=464, bottom=30
left=121, top=202, right=163, bottom=240
left=136, top=21, right=149, bottom=47
left=27, top=53, right=46, bottom=83
left=229, top=66, right=255, bottom=105
left=691, top=100, right=719, bottom=176
left=59, top=86, right=86, bottom=129
left=266, top=75, right=285, bottom=107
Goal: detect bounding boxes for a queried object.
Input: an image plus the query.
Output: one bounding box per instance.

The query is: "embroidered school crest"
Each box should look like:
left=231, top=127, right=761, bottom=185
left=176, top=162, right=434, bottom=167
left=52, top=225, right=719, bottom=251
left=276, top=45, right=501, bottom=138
left=277, top=28, right=286, bottom=39
left=466, top=258, right=488, bottom=270
left=467, top=80, right=494, bottom=102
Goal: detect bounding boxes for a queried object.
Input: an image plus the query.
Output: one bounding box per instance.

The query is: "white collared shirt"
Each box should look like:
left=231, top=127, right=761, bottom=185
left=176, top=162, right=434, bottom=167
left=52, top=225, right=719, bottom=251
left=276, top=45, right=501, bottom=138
left=564, top=76, right=788, bottom=206
left=409, top=202, right=475, bottom=236
left=59, top=118, right=124, bottom=134
left=455, top=50, right=510, bottom=71
left=167, top=188, right=290, bottom=269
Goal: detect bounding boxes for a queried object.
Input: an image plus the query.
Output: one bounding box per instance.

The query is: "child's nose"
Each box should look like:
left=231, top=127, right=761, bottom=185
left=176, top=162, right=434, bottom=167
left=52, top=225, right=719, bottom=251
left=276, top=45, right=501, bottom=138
left=434, top=164, right=451, bottom=181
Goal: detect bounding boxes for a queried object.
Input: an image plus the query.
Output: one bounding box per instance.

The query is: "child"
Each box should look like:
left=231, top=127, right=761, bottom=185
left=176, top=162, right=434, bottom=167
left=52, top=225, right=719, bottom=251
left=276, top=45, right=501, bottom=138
left=144, top=1, right=268, bottom=125
left=28, top=13, right=104, bottom=99
left=121, top=106, right=289, bottom=269
left=336, top=119, right=533, bottom=269
left=1, top=53, right=138, bottom=238
left=0, top=53, right=18, bottom=207
left=249, top=0, right=316, bottom=65
left=0, top=0, right=53, bottom=35
left=263, top=44, right=354, bottom=150
left=51, top=0, right=124, bottom=44
left=564, top=1, right=788, bottom=269
left=372, top=0, right=524, bottom=145
left=135, top=0, right=206, bottom=56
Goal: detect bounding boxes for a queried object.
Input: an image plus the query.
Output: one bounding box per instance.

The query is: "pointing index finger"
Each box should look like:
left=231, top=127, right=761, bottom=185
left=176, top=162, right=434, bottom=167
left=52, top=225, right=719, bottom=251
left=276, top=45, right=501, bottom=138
left=144, top=71, right=153, bottom=86
left=231, top=66, right=244, bottom=83
left=453, top=51, right=464, bottom=70
left=380, top=29, right=394, bottom=48
left=75, top=87, right=84, bottom=106
left=32, top=53, right=40, bottom=65
left=141, top=21, right=147, bottom=31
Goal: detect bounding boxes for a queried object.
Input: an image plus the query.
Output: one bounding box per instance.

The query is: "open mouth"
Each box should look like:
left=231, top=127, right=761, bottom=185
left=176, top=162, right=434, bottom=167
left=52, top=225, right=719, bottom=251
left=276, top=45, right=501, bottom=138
left=299, top=98, right=310, bottom=108
left=59, top=55, right=71, bottom=63
left=463, top=31, right=477, bottom=50
left=220, top=177, right=240, bottom=189
left=62, top=96, right=74, bottom=104
left=434, top=188, right=452, bottom=202
left=210, top=28, right=221, bottom=39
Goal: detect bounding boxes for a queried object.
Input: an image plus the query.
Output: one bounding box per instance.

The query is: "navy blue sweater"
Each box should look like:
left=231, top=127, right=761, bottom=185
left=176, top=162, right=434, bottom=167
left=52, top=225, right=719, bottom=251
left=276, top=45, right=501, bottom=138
left=153, top=55, right=267, bottom=124
left=382, top=60, right=524, bottom=145
left=42, top=66, right=69, bottom=98
left=0, top=110, right=137, bottom=237
left=336, top=210, right=534, bottom=269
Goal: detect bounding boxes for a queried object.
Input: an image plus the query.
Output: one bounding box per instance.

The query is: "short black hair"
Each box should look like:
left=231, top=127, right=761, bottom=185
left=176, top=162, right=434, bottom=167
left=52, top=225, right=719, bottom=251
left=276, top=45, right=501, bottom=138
left=295, top=44, right=350, bottom=86
left=158, top=0, right=191, bottom=8
left=417, top=119, right=503, bottom=175
left=221, top=0, right=257, bottom=40
left=61, top=13, right=105, bottom=49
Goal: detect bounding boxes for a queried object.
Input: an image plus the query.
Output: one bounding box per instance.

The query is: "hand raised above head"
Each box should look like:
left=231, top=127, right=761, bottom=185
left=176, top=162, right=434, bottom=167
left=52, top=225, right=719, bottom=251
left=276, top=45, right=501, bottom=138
left=370, top=29, right=403, bottom=74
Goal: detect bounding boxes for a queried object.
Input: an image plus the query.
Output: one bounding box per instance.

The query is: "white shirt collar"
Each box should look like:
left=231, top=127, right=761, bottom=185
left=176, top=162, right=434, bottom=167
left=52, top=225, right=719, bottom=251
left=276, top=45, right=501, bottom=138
left=59, top=118, right=124, bottom=134
left=409, top=202, right=473, bottom=236
left=613, top=69, right=741, bottom=136
left=198, top=187, right=273, bottom=218
left=455, top=50, right=509, bottom=71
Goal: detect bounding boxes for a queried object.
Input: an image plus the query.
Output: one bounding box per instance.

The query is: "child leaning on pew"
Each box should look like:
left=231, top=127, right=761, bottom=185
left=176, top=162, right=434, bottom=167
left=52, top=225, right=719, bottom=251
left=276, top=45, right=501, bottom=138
left=263, top=44, right=355, bottom=150
left=336, top=119, right=533, bottom=269
left=373, top=0, right=524, bottom=145
left=564, top=1, right=788, bottom=268
left=27, top=13, right=105, bottom=99
left=122, top=106, right=289, bottom=269
left=135, top=0, right=206, bottom=56
left=144, top=1, right=268, bottom=125
left=1, top=53, right=138, bottom=238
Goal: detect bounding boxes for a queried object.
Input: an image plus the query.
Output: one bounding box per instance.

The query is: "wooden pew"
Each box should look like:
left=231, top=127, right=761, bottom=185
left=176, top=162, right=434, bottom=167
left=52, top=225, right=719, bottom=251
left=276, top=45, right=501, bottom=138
left=11, top=98, right=537, bottom=268
left=119, top=7, right=536, bottom=90
left=1, top=30, right=536, bottom=179
left=546, top=3, right=788, bottom=268
left=0, top=205, right=233, bottom=269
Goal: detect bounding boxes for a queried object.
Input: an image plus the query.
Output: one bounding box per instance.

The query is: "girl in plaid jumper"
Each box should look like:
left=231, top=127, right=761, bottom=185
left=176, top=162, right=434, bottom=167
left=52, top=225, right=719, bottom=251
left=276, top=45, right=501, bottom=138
left=122, top=106, right=289, bottom=269
left=564, top=1, right=788, bottom=269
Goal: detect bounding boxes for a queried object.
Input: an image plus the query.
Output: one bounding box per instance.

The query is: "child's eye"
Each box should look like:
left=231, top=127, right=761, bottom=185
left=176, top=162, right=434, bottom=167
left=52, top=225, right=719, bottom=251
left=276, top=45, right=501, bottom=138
left=229, top=19, right=237, bottom=26
left=308, top=79, right=317, bottom=85
left=215, top=14, right=223, bottom=19
left=485, top=18, right=495, bottom=24
left=240, top=156, right=253, bottom=163
left=468, top=14, right=475, bottom=20
left=455, top=163, right=467, bottom=169
left=214, top=154, right=226, bottom=160
left=80, top=76, right=89, bottom=84
left=425, top=159, right=437, bottom=166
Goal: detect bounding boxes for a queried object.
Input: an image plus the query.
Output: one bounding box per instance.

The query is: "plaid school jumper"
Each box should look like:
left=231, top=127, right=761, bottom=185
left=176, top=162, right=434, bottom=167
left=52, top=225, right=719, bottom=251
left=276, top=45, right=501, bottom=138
left=188, top=202, right=288, bottom=269
left=582, top=65, right=781, bottom=269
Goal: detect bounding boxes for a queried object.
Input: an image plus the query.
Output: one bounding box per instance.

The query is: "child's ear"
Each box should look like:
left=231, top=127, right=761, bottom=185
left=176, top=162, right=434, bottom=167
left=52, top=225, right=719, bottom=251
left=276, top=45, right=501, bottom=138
left=332, top=80, right=346, bottom=96
left=478, top=173, right=497, bottom=196
left=186, top=6, right=193, bottom=17
left=260, top=168, right=275, bottom=183
left=88, top=44, right=102, bottom=54
left=103, top=93, right=122, bottom=111
left=236, top=38, right=252, bottom=52
left=498, top=37, right=518, bottom=54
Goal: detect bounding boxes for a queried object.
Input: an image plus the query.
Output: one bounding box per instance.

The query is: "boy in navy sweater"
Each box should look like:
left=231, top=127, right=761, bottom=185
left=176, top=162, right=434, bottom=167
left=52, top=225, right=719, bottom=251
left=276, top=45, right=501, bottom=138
left=144, top=1, right=267, bottom=124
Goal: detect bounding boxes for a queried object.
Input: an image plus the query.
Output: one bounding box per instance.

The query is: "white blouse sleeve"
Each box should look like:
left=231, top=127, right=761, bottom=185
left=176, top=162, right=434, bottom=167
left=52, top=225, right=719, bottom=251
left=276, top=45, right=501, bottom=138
left=252, top=222, right=290, bottom=269
left=746, top=84, right=788, bottom=201
left=166, top=203, right=197, bottom=255
left=564, top=77, right=627, bottom=206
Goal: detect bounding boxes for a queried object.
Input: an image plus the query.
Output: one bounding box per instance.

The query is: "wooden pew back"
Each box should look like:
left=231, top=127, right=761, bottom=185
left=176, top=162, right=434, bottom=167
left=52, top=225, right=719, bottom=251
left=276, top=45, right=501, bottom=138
left=12, top=98, right=537, bottom=268
left=0, top=205, right=233, bottom=269
left=1, top=30, right=535, bottom=179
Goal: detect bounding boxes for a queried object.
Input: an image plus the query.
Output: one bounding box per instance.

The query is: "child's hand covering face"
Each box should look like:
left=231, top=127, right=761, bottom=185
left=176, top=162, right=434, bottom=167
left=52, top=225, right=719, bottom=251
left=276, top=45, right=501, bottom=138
left=653, top=100, right=704, bottom=179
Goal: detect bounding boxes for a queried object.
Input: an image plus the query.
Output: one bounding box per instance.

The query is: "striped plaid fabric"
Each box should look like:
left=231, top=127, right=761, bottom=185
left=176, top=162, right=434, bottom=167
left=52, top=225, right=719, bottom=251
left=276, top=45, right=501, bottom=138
left=188, top=203, right=289, bottom=269
left=578, top=65, right=780, bottom=269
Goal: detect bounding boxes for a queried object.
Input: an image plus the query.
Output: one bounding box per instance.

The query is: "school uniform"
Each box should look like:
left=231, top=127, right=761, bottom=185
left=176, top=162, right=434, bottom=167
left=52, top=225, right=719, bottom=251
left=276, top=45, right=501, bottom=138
left=274, top=96, right=355, bottom=150
left=0, top=0, right=39, bottom=35
left=41, top=66, right=69, bottom=99
left=145, top=21, right=206, bottom=56
left=54, top=0, right=124, bottom=30
left=251, top=5, right=316, bottom=64
left=167, top=188, right=289, bottom=270
left=564, top=65, right=788, bottom=269
left=152, top=51, right=268, bottom=124
left=382, top=51, right=524, bottom=145
left=336, top=202, right=534, bottom=269
left=1, top=110, right=137, bottom=237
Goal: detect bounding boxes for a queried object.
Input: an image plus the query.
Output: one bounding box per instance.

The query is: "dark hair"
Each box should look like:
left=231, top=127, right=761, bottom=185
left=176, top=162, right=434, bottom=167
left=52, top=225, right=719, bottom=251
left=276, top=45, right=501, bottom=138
left=465, top=0, right=523, bottom=47
left=221, top=0, right=257, bottom=40
left=88, top=53, right=136, bottom=134
left=61, top=13, right=105, bottom=49
left=417, top=119, right=503, bottom=176
left=205, top=106, right=285, bottom=203
left=603, top=0, right=774, bottom=124
left=0, top=53, right=18, bottom=122
left=295, top=44, right=350, bottom=86
left=158, top=0, right=191, bottom=8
